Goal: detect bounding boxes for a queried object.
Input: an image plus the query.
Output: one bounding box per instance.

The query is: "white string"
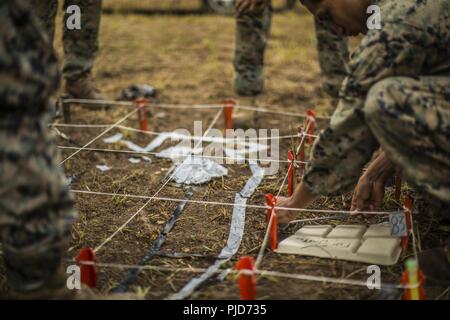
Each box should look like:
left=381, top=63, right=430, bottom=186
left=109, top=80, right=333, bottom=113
left=57, top=145, right=310, bottom=165
left=405, top=204, right=420, bottom=265
left=51, top=123, right=111, bottom=128
left=61, top=98, right=332, bottom=119
left=71, top=189, right=394, bottom=216
left=51, top=123, right=318, bottom=141
left=237, top=105, right=331, bottom=120
left=59, top=109, right=137, bottom=165
left=255, top=120, right=312, bottom=268
left=71, top=259, right=412, bottom=290
left=93, top=109, right=223, bottom=253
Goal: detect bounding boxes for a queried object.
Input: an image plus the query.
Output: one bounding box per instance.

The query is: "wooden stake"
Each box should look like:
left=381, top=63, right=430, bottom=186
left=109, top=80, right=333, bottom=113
left=223, top=98, right=235, bottom=130
left=401, top=195, right=413, bottom=250
left=135, top=98, right=149, bottom=132
left=401, top=258, right=426, bottom=300
left=76, top=247, right=97, bottom=288
left=236, top=256, right=256, bottom=300
left=287, top=150, right=296, bottom=197
left=306, top=109, right=316, bottom=145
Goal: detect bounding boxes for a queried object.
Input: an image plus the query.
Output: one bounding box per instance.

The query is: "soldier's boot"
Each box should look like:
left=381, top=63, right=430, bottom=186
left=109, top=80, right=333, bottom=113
left=11, top=265, right=139, bottom=300
left=234, top=69, right=264, bottom=97
left=65, top=75, right=107, bottom=102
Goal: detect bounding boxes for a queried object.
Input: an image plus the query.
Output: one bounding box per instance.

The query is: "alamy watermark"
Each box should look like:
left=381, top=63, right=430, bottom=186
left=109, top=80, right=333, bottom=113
left=367, top=265, right=381, bottom=290
left=66, top=5, right=81, bottom=30
left=169, top=121, right=280, bottom=175
left=367, top=5, right=382, bottom=31
left=66, top=265, right=81, bottom=290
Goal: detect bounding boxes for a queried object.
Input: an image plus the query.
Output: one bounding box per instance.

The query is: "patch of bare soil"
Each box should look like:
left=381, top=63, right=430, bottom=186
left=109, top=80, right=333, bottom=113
left=0, top=7, right=448, bottom=300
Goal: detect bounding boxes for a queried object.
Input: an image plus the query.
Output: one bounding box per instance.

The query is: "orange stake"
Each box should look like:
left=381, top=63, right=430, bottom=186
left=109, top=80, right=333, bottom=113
left=401, top=259, right=426, bottom=300
left=306, top=109, right=316, bottom=145
left=76, top=247, right=97, bottom=288
left=401, top=195, right=413, bottom=250
left=265, top=194, right=276, bottom=223
left=223, top=98, right=235, bottom=130
left=265, top=193, right=278, bottom=251
left=270, top=211, right=278, bottom=251
left=235, top=256, right=256, bottom=300
left=287, top=150, right=296, bottom=197
left=297, top=126, right=306, bottom=177
left=394, top=173, right=402, bottom=202
left=135, top=98, right=149, bottom=132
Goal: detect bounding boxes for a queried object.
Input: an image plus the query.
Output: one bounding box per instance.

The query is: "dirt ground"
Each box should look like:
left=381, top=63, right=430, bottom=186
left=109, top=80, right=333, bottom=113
left=0, top=2, right=448, bottom=300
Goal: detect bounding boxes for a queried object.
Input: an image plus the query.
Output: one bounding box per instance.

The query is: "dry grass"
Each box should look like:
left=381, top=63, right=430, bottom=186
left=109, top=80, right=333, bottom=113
left=0, top=6, right=448, bottom=300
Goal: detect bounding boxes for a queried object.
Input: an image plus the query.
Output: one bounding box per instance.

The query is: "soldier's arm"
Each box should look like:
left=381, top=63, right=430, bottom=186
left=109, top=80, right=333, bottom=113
left=277, top=24, right=430, bottom=222
left=236, top=0, right=270, bottom=13
left=303, top=23, right=430, bottom=197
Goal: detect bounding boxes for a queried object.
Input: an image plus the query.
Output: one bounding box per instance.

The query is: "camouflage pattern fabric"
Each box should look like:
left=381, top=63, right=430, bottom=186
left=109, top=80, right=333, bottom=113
left=314, top=18, right=349, bottom=98
left=304, top=0, right=450, bottom=208
left=0, top=0, right=77, bottom=292
left=234, top=4, right=273, bottom=96
left=29, top=0, right=102, bottom=82
left=234, top=0, right=348, bottom=97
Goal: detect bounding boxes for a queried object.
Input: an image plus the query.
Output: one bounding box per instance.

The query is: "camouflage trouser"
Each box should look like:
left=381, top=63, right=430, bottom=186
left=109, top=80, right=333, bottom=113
left=365, top=76, right=450, bottom=209
left=29, top=0, right=102, bottom=82
left=0, top=114, right=77, bottom=292
left=234, top=5, right=272, bottom=96
left=234, top=3, right=349, bottom=97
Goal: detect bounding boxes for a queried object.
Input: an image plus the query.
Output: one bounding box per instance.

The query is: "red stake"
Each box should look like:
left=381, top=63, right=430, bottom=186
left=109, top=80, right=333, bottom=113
left=401, top=259, right=426, bottom=300
left=75, top=247, right=97, bottom=288
left=223, top=98, right=235, bottom=130
left=270, top=211, right=278, bottom=251
left=265, top=193, right=278, bottom=251
left=265, top=194, right=276, bottom=223
left=394, top=173, right=402, bottom=202
left=287, top=150, right=296, bottom=197
left=235, top=256, right=256, bottom=300
left=306, top=109, right=316, bottom=145
left=297, top=126, right=306, bottom=178
left=401, top=195, right=414, bottom=250
left=135, top=98, right=149, bottom=132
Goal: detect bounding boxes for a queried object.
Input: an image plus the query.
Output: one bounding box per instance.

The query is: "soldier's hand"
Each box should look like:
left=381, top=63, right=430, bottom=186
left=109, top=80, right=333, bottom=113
left=351, top=175, right=385, bottom=213
left=275, top=196, right=297, bottom=225
left=236, top=0, right=270, bottom=13
left=351, top=152, right=395, bottom=213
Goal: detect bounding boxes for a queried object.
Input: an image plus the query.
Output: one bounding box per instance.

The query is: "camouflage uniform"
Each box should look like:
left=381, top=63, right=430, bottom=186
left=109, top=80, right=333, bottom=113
left=28, top=0, right=102, bottom=82
left=304, top=0, right=450, bottom=208
left=234, top=4, right=272, bottom=96
left=314, top=18, right=350, bottom=98
left=0, top=0, right=77, bottom=292
left=234, top=1, right=349, bottom=97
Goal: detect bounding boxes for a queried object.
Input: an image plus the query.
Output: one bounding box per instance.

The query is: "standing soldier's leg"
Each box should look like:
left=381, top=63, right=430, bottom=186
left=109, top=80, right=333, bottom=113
left=314, top=19, right=349, bottom=98
left=28, top=0, right=58, bottom=42
left=285, top=0, right=296, bottom=10
left=364, top=76, right=450, bottom=218
left=0, top=0, right=77, bottom=296
left=0, top=117, right=78, bottom=296
left=63, top=0, right=106, bottom=100
left=201, top=0, right=211, bottom=12
left=234, top=3, right=272, bottom=96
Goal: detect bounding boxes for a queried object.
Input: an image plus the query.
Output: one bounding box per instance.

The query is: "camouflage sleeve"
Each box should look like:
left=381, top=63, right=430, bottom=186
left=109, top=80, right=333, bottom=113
left=303, top=23, right=430, bottom=196
left=0, top=0, right=60, bottom=113
left=314, top=18, right=349, bottom=98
